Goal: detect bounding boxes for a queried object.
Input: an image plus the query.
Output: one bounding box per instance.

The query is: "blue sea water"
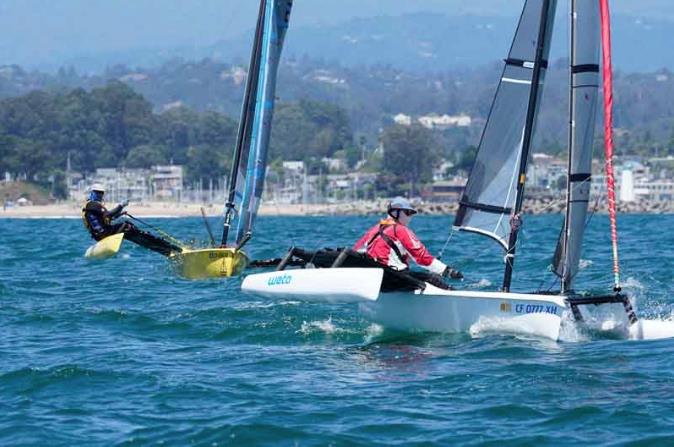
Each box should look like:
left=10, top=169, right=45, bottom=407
left=1, top=214, right=674, bottom=446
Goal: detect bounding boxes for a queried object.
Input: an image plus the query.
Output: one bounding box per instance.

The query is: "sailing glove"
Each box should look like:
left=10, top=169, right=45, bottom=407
left=442, top=266, right=463, bottom=280
left=120, top=199, right=129, bottom=208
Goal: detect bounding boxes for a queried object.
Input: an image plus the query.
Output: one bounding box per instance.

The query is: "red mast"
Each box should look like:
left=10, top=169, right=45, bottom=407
left=600, top=0, right=621, bottom=291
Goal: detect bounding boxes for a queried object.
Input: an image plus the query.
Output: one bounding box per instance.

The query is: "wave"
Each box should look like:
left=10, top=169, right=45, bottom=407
left=298, top=317, right=342, bottom=335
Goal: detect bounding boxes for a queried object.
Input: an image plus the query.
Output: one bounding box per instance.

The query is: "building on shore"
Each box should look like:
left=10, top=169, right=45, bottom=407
left=74, top=165, right=185, bottom=203
left=429, top=177, right=466, bottom=203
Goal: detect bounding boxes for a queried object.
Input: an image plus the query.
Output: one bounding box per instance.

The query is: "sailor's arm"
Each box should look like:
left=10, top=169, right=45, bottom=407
left=105, top=200, right=129, bottom=219
left=398, top=227, right=462, bottom=277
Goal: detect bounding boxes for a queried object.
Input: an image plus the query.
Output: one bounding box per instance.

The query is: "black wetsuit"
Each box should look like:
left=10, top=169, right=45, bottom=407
left=82, top=200, right=182, bottom=256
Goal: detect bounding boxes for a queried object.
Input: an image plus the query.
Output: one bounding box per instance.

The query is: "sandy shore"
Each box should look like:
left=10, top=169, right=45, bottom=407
left=2, top=199, right=673, bottom=218
left=0, top=201, right=387, bottom=218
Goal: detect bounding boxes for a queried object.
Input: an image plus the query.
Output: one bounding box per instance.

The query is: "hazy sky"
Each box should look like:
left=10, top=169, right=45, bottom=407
left=1, top=0, right=673, bottom=69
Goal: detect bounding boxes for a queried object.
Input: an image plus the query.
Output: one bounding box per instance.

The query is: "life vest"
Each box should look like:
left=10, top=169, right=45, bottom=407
left=365, top=218, right=407, bottom=267
left=82, top=200, right=110, bottom=237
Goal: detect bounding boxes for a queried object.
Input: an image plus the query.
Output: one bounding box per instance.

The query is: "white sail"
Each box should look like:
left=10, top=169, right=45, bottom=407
left=553, top=0, right=600, bottom=291
left=453, top=0, right=557, bottom=250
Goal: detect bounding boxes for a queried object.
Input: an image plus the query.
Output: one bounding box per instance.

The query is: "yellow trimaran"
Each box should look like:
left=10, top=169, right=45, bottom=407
left=84, top=230, right=249, bottom=279
left=171, top=0, right=292, bottom=280
left=171, top=247, right=249, bottom=279
left=83, top=0, right=290, bottom=280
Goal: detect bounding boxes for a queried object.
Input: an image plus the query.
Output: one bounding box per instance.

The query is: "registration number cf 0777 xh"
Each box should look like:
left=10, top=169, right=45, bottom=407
left=515, top=304, right=558, bottom=315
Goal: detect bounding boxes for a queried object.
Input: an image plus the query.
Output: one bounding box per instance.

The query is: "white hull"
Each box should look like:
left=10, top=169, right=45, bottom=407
left=241, top=268, right=383, bottom=303
left=241, top=269, right=567, bottom=340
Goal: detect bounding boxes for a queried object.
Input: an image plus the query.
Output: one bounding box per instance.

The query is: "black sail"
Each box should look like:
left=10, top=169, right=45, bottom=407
left=553, top=0, right=600, bottom=292
left=453, top=0, right=557, bottom=251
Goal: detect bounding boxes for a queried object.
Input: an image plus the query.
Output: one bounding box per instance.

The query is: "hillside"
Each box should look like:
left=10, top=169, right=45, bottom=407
left=1, top=57, right=673, bottom=156
left=2, top=10, right=674, bottom=73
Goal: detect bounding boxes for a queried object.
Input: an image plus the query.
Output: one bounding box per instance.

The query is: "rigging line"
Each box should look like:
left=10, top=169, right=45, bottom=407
left=437, top=225, right=455, bottom=261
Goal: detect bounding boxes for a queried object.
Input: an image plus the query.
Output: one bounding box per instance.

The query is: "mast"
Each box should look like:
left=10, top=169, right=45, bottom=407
left=554, top=0, right=600, bottom=293
left=221, top=0, right=267, bottom=247
left=502, top=0, right=554, bottom=292
left=454, top=0, right=557, bottom=281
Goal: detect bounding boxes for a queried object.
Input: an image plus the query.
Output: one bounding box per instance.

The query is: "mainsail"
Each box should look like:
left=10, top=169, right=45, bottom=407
left=552, top=0, right=600, bottom=292
left=453, top=0, right=556, bottom=290
left=235, top=0, right=293, bottom=245
left=221, top=0, right=293, bottom=247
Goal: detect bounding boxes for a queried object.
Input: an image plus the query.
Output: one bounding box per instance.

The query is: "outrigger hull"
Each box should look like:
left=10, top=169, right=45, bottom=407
left=241, top=268, right=566, bottom=340
left=84, top=233, right=124, bottom=260
left=172, top=248, right=249, bottom=279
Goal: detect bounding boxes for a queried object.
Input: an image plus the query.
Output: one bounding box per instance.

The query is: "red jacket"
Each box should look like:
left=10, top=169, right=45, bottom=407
left=353, top=218, right=446, bottom=273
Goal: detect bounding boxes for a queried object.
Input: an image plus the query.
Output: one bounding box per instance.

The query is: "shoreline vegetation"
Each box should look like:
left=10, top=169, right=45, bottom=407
left=1, top=199, right=673, bottom=218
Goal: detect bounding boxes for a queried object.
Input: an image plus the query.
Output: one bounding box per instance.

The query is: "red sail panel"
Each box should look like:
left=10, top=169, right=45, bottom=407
left=600, top=0, right=621, bottom=290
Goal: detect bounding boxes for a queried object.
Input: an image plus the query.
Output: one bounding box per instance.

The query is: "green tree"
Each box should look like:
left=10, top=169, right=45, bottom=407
left=125, top=144, right=168, bottom=168
left=382, top=124, right=438, bottom=195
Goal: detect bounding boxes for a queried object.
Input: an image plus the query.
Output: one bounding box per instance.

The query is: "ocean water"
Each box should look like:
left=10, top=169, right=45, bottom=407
left=1, top=214, right=674, bottom=445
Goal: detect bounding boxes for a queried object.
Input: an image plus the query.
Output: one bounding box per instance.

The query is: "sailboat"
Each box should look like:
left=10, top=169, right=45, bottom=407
left=241, top=0, right=639, bottom=340
left=172, top=0, right=293, bottom=279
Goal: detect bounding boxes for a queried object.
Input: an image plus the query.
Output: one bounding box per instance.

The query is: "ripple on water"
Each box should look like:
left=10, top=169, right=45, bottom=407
left=1, top=215, right=674, bottom=445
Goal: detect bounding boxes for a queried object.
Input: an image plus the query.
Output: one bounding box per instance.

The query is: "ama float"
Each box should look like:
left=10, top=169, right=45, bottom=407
left=172, top=0, right=293, bottom=279
left=84, top=233, right=125, bottom=260
left=242, top=0, right=646, bottom=340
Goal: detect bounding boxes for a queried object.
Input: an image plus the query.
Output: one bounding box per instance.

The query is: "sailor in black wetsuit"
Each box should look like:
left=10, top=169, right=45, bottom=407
left=82, top=184, right=182, bottom=256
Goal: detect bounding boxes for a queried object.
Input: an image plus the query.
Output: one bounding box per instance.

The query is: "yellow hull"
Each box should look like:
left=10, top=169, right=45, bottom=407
left=171, top=248, right=249, bottom=279
left=84, top=233, right=125, bottom=260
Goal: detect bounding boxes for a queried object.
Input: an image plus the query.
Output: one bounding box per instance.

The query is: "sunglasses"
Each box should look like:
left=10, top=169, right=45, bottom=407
left=402, top=210, right=416, bottom=216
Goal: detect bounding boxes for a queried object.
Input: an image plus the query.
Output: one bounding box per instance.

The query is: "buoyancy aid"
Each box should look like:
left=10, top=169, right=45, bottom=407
left=365, top=219, right=407, bottom=266
left=82, top=200, right=110, bottom=237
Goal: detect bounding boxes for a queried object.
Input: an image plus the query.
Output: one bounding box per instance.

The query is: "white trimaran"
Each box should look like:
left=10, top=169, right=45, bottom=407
left=242, top=0, right=648, bottom=340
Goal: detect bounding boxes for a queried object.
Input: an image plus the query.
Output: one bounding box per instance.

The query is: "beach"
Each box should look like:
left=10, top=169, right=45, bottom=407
left=0, top=200, right=390, bottom=218
left=2, top=198, right=673, bottom=218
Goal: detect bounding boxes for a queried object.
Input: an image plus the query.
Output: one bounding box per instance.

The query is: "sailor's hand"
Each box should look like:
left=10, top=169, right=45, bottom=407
left=443, top=266, right=463, bottom=280
left=120, top=199, right=129, bottom=208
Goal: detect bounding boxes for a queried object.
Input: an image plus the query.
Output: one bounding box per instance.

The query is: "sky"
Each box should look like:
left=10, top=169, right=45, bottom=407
left=1, top=0, right=673, bottom=70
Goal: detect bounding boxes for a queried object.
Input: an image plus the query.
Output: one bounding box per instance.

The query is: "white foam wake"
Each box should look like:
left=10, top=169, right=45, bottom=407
left=298, top=317, right=341, bottom=335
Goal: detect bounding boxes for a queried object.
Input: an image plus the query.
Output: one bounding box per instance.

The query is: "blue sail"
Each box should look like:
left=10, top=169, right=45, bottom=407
left=235, top=0, right=293, bottom=244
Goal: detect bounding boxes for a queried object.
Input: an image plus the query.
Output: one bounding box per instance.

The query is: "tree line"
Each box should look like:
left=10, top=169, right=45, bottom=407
left=0, top=83, right=397, bottom=197
left=1, top=57, right=673, bottom=158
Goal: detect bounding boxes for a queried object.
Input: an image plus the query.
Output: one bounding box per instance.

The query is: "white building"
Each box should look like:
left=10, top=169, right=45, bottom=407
left=393, top=113, right=413, bottom=126
left=418, top=113, right=472, bottom=129
left=151, top=165, right=183, bottom=200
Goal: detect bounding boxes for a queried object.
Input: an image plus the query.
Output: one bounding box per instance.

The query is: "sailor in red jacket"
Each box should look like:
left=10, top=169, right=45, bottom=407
left=353, top=197, right=462, bottom=278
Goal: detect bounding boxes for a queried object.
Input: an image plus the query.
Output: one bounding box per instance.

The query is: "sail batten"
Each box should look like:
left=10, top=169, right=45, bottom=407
left=453, top=0, right=557, bottom=270
left=553, top=0, right=600, bottom=292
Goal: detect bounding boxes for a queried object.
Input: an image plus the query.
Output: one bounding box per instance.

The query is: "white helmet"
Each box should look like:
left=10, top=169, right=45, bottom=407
left=90, top=183, right=106, bottom=193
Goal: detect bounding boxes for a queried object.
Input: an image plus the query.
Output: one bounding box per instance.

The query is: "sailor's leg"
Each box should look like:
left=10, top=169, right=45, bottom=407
left=122, top=223, right=182, bottom=256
